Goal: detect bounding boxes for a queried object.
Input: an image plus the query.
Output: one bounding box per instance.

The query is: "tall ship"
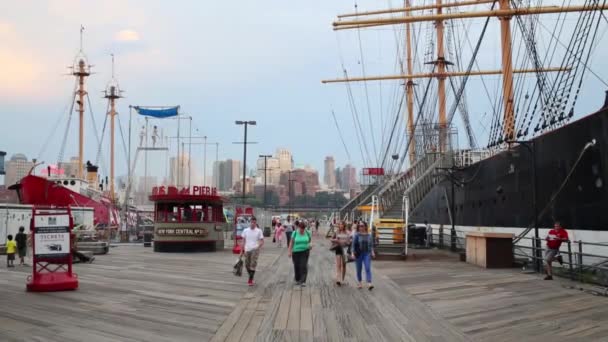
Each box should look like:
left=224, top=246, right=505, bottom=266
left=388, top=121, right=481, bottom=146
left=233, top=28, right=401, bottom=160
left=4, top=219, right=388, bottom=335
left=10, top=30, right=121, bottom=228
left=326, top=0, right=608, bottom=242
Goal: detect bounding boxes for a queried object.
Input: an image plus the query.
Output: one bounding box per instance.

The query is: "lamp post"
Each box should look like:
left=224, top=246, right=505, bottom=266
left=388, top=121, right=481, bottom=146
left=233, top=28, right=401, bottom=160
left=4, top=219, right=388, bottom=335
left=235, top=121, right=256, bottom=204
left=259, top=154, right=272, bottom=207
left=507, top=139, right=540, bottom=272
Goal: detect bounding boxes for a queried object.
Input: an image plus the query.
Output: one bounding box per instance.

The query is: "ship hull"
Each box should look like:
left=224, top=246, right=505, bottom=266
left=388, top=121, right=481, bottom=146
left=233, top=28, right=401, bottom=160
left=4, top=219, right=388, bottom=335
left=11, top=175, right=118, bottom=227
left=410, top=106, right=608, bottom=231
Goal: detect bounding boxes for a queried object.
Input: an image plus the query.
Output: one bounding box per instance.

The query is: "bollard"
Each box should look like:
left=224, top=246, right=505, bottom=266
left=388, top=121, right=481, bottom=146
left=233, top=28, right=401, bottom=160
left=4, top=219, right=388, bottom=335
left=567, top=240, right=574, bottom=280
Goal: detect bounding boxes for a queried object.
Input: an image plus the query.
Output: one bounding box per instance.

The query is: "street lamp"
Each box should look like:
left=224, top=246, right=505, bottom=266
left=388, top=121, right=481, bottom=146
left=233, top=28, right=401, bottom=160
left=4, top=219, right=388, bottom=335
left=259, top=154, right=272, bottom=207
left=507, top=139, right=540, bottom=272
left=235, top=121, right=256, bottom=204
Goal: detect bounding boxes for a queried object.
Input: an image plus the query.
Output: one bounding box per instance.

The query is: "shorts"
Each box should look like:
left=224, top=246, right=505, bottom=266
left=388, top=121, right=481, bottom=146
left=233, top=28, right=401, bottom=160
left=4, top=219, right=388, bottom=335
left=334, top=246, right=344, bottom=256
left=245, top=248, right=260, bottom=271
left=545, top=249, right=559, bottom=262
left=7, top=253, right=15, bottom=261
left=18, top=248, right=26, bottom=258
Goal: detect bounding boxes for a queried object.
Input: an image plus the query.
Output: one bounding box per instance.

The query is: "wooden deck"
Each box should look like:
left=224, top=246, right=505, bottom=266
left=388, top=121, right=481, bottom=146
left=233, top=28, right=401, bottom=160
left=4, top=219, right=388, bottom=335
left=2, top=232, right=608, bottom=341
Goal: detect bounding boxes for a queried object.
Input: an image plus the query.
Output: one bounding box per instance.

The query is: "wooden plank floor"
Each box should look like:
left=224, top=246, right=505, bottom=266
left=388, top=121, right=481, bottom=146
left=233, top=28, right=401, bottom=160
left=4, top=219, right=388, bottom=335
left=212, top=233, right=467, bottom=342
left=376, top=250, right=608, bottom=342
left=3, top=231, right=607, bottom=341
left=0, top=241, right=281, bottom=342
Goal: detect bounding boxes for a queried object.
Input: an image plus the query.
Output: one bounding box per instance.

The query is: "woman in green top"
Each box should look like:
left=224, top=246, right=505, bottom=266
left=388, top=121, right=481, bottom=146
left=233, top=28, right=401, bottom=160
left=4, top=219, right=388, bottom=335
left=288, top=221, right=312, bottom=286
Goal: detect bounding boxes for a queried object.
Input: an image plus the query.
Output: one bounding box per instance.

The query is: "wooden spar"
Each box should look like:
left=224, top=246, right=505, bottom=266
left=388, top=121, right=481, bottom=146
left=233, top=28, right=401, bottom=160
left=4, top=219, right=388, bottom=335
left=338, top=0, right=495, bottom=18
left=321, top=67, right=568, bottom=83
left=77, top=62, right=85, bottom=179
left=436, top=0, right=447, bottom=152
left=104, top=55, right=121, bottom=201
left=333, top=5, right=608, bottom=28
left=405, top=0, right=415, bottom=165
left=499, top=0, right=515, bottom=140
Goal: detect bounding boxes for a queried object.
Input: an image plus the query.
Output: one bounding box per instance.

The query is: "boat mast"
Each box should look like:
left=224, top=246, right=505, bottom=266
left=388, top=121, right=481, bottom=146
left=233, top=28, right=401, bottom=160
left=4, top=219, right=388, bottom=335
left=73, top=26, right=91, bottom=179
left=104, top=54, right=122, bottom=201
left=405, top=0, right=416, bottom=165
left=499, top=0, right=515, bottom=140
left=435, top=0, right=448, bottom=152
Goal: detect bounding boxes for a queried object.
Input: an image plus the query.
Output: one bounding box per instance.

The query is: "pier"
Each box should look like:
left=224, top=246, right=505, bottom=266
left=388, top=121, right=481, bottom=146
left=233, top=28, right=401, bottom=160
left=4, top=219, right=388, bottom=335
left=1, top=229, right=608, bottom=341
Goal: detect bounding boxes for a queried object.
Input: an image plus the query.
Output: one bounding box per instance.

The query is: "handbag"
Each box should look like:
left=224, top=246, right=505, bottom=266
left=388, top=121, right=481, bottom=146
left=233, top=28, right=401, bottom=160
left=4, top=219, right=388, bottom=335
left=273, top=236, right=276, bottom=243
left=329, top=242, right=339, bottom=251
left=233, top=257, right=243, bottom=277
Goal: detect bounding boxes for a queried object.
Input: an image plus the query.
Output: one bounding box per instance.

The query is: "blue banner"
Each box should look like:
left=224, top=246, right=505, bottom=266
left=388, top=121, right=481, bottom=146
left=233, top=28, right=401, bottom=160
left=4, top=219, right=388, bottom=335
left=134, top=106, right=179, bottom=118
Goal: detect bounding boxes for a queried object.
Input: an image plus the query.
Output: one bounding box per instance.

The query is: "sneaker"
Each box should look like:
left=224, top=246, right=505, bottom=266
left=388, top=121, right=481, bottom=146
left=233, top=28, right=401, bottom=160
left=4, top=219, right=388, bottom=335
left=544, top=275, right=553, bottom=280
left=556, top=255, right=564, bottom=265
left=357, top=283, right=363, bottom=289
left=300, top=283, right=306, bottom=287
left=248, top=279, right=254, bottom=286
left=368, top=284, right=374, bottom=291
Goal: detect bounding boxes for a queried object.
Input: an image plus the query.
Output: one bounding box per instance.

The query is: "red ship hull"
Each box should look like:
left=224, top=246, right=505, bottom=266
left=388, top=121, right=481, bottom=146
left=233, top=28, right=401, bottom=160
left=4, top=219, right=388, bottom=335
left=11, top=175, right=118, bottom=226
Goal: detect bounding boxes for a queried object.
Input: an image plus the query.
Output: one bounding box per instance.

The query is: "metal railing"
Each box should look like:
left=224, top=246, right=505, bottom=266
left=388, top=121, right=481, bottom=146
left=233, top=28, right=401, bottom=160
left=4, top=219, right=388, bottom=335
left=514, top=237, right=608, bottom=286
left=424, top=227, right=608, bottom=287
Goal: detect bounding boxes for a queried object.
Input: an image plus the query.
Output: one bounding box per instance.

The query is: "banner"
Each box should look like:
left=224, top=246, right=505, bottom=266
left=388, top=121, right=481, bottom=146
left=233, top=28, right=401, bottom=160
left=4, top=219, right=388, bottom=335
left=134, top=106, right=180, bottom=118
left=34, top=215, right=71, bottom=258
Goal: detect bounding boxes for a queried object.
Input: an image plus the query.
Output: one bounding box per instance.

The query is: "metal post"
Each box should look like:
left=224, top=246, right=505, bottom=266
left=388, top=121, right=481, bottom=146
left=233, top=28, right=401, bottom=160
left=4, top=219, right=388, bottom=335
left=203, top=136, right=207, bottom=185
left=532, top=143, right=541, bottom=273
left=578, top=240, right=583, bottom=281
left=264, top=157, right=268, bottom=206
left=439, top=226, right=444, bottom=248
left=188, top=117, right=192, bottom=188
left=242, top=124, right=248, bottom=204
left=144, top=117, right=148, bottom=200
left=450, top=171, right=456, bottom=252
left=567, top=240, right=574, bottom=280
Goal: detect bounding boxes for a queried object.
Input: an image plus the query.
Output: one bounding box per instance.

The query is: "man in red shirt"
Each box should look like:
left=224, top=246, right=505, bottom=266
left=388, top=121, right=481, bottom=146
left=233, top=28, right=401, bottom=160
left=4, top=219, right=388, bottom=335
left=544, top=221, right=569, bottom=280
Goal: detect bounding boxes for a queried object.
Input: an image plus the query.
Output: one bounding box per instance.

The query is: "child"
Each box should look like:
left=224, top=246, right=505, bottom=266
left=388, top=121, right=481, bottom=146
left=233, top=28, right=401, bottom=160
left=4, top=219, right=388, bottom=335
left=6, top=235, right=16, bottom=268
left=15, top=226, right=27, bottom=266
left=275, top=223, right=285, bottom=248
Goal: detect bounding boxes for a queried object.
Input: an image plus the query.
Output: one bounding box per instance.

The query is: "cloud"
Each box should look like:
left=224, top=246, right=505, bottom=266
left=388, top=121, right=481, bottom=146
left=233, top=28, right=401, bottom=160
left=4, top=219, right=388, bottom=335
left=115, top=29, right=141, bottom=42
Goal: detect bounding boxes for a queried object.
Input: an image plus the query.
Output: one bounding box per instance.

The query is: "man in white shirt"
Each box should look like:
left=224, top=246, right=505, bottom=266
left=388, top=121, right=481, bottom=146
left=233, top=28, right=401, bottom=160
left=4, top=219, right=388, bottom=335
left=241, top=217, right=264, bottom=286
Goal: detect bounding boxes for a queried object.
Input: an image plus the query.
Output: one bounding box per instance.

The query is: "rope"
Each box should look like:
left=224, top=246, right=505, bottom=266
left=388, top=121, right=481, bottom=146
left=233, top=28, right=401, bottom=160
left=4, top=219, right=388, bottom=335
left=86, top=93, right=107, bottom=175
left=331, top=110, right=353, bottom=161
left=514, top=140, right=597, bottom=243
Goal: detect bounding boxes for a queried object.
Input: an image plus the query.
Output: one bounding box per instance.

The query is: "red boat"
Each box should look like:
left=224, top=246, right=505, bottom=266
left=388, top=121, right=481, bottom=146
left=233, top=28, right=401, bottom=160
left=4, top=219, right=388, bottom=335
left=10, top=172, right=119, bottom=227
left=9, top=36, right=121, bottom=229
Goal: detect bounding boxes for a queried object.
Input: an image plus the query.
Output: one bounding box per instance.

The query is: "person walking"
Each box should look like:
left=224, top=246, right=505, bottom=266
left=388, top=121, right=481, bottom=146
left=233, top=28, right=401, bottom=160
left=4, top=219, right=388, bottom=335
left=288, top=221, right=312, bottom=286
left=284, top=216, right=294, bottom=247
left=241, top=217, right=264, bottom=286
left=544, top=221, right=569, bottom=280
left=352, top=222, right=375, bottom=290
left=15, top=226, right=27, bottom=266
left=275, top=222, right=285, bottom=248
left=331, top=222, right=351, bottom=286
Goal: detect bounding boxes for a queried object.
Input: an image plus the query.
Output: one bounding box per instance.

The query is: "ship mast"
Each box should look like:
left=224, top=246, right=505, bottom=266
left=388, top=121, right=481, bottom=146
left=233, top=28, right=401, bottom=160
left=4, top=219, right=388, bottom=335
left=405, top=0, right=416, bottom=164
left=325, top=2, right=604, bottom=147
left=73, top=26, right=91, bottom=179
left=104, top=54, right=122, bottom=201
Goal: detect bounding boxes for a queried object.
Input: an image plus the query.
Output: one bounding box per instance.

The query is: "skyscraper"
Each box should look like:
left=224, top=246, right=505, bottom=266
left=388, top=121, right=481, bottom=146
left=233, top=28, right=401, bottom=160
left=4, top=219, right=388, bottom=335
left=276, top=148, right=293, bottom=172
left=324, top=156, right=336, bottom=189
left=4, top=153, right=34, bottom=186
left=341, top=164, right=358, bottom=191
left=213, top=159, right=241, bottom=191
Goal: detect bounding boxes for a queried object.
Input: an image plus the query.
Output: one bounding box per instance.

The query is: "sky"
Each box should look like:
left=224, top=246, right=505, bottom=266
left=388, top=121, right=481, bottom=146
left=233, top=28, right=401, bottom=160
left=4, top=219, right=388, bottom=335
left=2, top=0, right=608, bottom=186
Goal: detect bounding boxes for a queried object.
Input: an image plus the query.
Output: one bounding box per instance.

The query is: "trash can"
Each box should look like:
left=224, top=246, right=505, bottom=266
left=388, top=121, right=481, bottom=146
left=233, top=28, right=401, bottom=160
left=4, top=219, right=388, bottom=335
left=143, top=230, right=153, bottom=247
left=263, top=226, right=271, bottom=237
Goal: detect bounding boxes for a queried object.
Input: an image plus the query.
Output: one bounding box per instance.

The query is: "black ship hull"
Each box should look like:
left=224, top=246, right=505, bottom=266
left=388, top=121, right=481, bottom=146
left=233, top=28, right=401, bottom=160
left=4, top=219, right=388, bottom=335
left=410, top=104, right=608, bottom=231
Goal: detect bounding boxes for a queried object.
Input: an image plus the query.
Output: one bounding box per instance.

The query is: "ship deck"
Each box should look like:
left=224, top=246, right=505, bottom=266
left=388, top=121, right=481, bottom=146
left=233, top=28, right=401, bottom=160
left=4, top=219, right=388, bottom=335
left=1, top=230, right=608, bottom=341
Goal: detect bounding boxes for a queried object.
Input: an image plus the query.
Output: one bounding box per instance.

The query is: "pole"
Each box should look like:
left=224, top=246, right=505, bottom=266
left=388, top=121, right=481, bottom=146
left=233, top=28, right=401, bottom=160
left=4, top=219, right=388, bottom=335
left=188, top=117, right=192, bottom=188
left=144, top=117, right=148, bottom=201
left=450, top=170, right=456, bottom=251
left=109, top=94, right=116, bottom=201
left=499, top=0, right=515, bottom=140
left=182, top=142, right=185, bottom=188
left=203, top=136, right=208, bottom=185
left=405, top=0, right=415, bottom=165
left=532, top=142, right=540, bottom=272
left=264, top=157, right=268, bottom=207
left=176, top=116, right=181, bottom=186
left=242, top=123, right=248, bottom=204
left=436, top=0, right=447, bottom=152
left=126, top=106, right=132, bottom=242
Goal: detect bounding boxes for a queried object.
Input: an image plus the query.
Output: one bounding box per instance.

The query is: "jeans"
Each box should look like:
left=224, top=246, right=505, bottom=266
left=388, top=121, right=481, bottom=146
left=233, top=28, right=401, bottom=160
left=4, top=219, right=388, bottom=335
left=285, top=231, right=292, bottom=247
left=292, top=250, right=310, bottom=283
left=355, top=253, right=372, bottom=283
